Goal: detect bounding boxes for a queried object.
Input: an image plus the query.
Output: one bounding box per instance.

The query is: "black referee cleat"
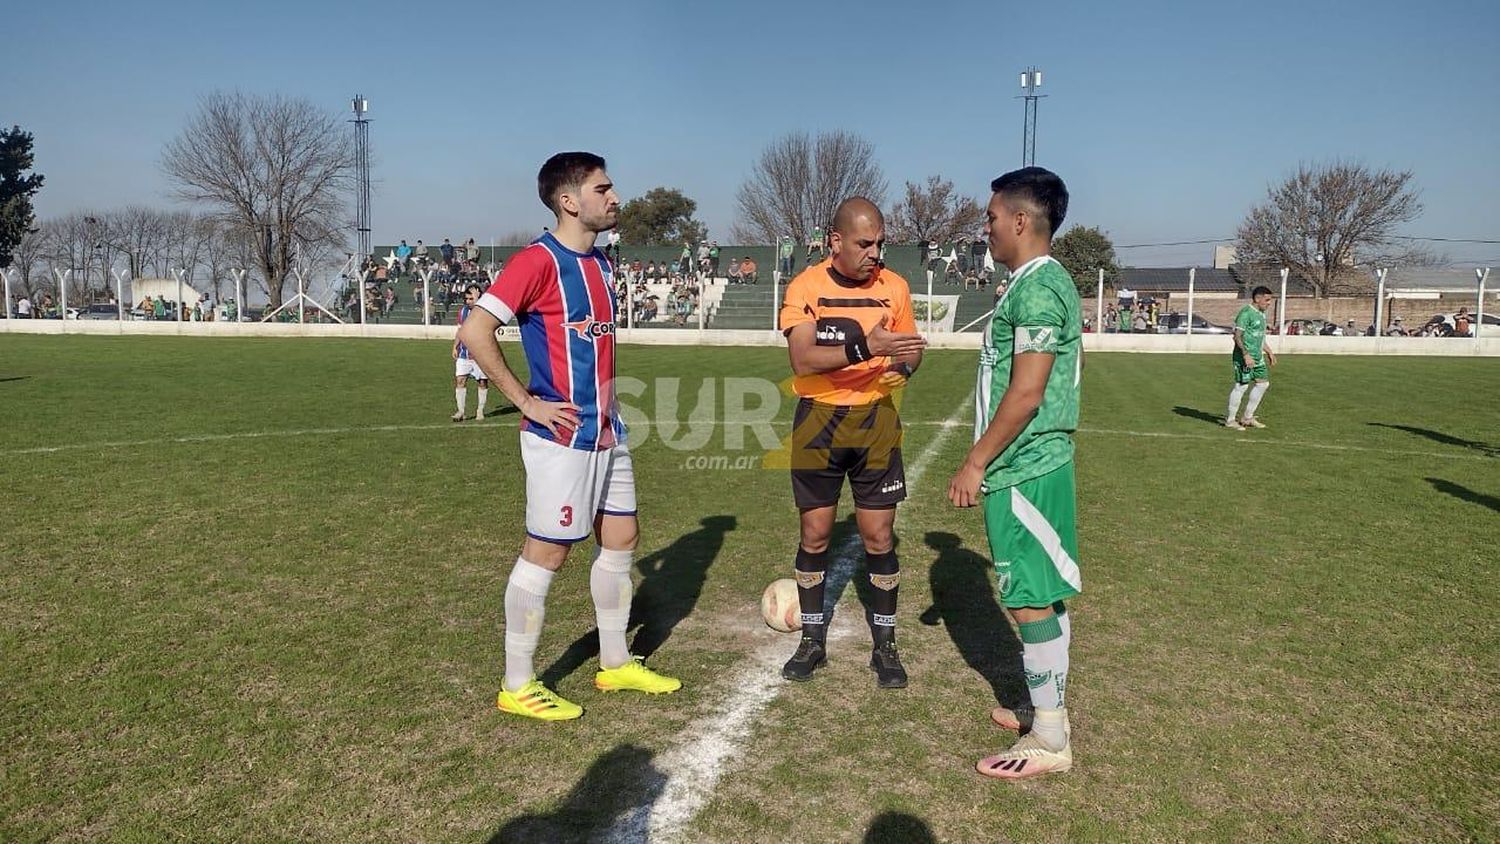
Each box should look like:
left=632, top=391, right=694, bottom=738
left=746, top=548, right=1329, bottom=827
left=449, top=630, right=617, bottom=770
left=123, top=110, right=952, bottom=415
left=869, top=640, right=908, bottom=689
left=782, top=636, right=827, bottom=682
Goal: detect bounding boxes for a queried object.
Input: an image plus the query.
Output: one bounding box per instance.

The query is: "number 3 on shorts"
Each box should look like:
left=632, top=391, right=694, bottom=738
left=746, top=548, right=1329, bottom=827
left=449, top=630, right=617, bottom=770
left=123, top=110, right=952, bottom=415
left=559, top=505, right=573, bottom=528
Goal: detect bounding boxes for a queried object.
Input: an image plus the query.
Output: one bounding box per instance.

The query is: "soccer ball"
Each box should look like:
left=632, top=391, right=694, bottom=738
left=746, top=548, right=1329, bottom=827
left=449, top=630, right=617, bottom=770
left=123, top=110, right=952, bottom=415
left=760, top=578, right=801, bottom=633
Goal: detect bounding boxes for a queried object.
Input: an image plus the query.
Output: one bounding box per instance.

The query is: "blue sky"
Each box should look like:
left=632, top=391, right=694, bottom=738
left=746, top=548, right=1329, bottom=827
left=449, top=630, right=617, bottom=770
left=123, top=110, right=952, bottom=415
left=7, top=0, right=1498, bottom=266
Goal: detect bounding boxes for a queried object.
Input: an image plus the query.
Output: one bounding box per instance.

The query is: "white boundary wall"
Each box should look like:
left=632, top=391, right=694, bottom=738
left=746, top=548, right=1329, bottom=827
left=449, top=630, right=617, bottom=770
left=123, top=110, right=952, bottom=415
left=3, top=318, right=1498, bottom=356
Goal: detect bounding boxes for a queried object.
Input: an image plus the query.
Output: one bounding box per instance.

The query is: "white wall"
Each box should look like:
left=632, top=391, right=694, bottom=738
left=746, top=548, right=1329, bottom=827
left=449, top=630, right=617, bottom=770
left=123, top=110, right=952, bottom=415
left=3, top=318, right=1498, bottom=356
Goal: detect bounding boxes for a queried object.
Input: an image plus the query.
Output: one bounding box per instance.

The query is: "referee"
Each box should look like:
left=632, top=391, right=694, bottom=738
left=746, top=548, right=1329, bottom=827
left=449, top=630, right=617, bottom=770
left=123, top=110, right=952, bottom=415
left=777, top=197, right=927, bottom=688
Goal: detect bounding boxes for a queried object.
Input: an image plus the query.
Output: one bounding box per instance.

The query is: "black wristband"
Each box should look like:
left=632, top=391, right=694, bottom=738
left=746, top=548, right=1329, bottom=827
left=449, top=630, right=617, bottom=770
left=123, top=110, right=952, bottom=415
left=845, top=338, right=872, bottom=364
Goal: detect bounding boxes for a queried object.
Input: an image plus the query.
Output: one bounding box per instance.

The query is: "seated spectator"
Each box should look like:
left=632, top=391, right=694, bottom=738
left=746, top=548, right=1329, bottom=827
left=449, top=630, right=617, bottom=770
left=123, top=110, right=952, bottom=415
left=727, top=261, right=742, bottom=284
left=739, top=257, right=758, bottom=284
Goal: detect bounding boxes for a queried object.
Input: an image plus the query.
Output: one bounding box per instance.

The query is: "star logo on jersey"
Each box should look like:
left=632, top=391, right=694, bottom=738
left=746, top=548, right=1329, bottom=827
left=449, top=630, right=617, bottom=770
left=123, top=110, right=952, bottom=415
left=561, top=317, right=616, bottom=342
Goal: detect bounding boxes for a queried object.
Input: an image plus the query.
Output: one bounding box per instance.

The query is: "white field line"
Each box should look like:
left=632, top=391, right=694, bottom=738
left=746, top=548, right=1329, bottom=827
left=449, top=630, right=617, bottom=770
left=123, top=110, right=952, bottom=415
left=604, top=395, right=973, bottom=844
left=5, top=419, right=1492, bottom=463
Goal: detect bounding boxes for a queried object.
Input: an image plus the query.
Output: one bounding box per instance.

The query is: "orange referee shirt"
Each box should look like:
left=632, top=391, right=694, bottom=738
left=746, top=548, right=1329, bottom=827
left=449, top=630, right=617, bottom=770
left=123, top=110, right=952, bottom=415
left=779, top=260, right=917, bottom=406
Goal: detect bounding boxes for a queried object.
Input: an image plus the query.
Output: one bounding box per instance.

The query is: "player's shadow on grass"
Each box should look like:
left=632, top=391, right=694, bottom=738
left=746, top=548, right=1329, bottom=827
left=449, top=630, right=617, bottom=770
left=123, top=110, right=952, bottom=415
left=489, top=742, right=664, bottom=844
left=917, top=532, right=1027, bottom=709
left=819, top=514, right=889, bottom=630
left=0, top=376, right=30, bottom=384
left=1368, top=422, right=1500, bottom=458
left=1173, top=406, right=1225, bottom=426
left=539, top=515, right=735, bottom=687
left=474, top=404, right=522, bottom=418
left=1426, top=478, right=1500, bottom=513
left=863, top=811, right=936, bottom=843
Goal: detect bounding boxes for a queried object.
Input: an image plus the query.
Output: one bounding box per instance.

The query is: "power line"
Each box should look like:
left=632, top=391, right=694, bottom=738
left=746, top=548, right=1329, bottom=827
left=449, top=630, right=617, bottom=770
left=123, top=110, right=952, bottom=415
left=1115, top=237, right=1232, bottom=249
left=1393, top=235, right=1500, bottom=244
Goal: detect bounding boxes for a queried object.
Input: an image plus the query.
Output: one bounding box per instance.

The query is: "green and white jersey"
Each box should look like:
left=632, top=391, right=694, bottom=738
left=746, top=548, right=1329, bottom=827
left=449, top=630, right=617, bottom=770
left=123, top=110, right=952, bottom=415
left=974, top=255, right=1082, bottom=490
left=1233, top=305, right=1267, bottom=363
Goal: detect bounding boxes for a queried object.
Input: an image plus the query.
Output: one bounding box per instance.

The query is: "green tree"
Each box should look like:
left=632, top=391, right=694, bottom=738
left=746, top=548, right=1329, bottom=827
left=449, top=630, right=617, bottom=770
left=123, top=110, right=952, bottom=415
left=0, top=125, right=46, bottom=269
left=1052, top=225, right=1118, bottom=295
left=616, top=187, right=707, bottom=247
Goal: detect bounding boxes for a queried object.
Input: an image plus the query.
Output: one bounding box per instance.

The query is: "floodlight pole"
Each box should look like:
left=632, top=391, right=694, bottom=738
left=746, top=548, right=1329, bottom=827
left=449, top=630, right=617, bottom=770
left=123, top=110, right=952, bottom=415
left=351, top=95, right=372, bottom=264
left=1018, top=67, right=1045, bottom=166
left=1477, top=267, right=1490, bottom=343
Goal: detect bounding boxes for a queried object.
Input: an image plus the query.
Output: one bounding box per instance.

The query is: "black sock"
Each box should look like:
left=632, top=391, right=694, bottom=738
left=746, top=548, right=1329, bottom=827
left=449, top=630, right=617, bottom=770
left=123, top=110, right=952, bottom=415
left=794, top=547, right=829, bottom=643
left=865, top=550, right=899, bottom=647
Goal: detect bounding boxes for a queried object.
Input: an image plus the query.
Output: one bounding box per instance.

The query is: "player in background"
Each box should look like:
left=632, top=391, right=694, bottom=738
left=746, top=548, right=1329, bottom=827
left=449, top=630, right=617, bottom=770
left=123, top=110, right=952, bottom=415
left=1225, top=286, right=1276, bottom=430
left=778, top=197, right=927, bottom=689
left=458, top=152, right=680, bottom=722
left=948, top=167, right=1082, bottom=779
left=452, top=284, right=490, bottom=421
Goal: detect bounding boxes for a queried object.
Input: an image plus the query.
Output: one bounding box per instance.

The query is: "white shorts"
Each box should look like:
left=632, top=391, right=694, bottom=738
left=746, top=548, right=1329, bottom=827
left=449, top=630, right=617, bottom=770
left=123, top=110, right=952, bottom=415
left=521, top=433, right=637, bottom=544
left=455, top=358, right=488, bottom=380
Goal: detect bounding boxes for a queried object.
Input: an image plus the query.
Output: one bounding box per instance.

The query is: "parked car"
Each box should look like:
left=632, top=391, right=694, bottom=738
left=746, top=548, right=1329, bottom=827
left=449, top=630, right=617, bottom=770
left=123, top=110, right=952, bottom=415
left=1422, top=311, right=1500, bottom=337
left=1154, top=312, right=1233, bottom=334
left=78, top=303, right=123, bottom=320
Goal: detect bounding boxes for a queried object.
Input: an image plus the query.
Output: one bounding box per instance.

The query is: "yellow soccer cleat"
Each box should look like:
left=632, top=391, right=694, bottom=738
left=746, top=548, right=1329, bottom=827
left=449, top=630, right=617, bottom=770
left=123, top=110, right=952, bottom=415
left=594, top=657, right=682, bottom=694
left=497, top=679, right=583, bottom=721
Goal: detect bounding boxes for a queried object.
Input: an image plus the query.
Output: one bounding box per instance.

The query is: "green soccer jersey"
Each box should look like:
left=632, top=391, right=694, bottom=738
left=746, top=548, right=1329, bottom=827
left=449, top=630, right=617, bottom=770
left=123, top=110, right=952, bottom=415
left=1233, top=305, right=1267, bottom=363
left=974, top=255, right=1082, bottom=490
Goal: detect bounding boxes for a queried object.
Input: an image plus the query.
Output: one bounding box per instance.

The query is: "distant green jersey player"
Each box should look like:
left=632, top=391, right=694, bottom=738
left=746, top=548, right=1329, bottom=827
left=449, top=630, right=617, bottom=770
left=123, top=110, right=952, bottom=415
left=948, top=166, right=1081, bottom=780
left=1225, top=286, right=1277, bottom=430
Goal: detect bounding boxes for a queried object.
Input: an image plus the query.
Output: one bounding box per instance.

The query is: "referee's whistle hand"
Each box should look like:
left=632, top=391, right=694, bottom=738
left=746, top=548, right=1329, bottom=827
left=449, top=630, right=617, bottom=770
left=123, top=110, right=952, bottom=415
left=868, top=315, right=928, bottom=357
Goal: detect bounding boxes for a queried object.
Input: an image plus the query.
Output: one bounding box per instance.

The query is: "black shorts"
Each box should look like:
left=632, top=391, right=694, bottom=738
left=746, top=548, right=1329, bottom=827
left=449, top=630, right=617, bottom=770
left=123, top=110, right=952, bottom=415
left=789, top=397, right=906, bottom=510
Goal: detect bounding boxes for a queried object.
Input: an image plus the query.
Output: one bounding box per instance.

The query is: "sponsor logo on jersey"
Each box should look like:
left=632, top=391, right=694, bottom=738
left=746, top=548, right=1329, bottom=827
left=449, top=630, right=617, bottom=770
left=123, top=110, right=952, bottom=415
left=1015, top=326, right=1057, bottom=353
left=561, top=317, right=616, bottom=341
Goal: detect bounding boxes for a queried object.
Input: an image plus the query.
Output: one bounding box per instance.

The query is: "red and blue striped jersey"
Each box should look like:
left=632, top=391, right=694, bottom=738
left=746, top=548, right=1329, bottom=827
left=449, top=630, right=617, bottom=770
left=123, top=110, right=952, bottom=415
left=476, top=232, right=624, bottom=451
left=455, top=304, right=474, bottom=359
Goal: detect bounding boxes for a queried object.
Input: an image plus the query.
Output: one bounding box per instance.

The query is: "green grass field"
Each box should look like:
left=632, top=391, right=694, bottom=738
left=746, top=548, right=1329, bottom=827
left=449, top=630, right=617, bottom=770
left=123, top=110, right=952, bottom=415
left=1, top=335, right=1496, bottom=843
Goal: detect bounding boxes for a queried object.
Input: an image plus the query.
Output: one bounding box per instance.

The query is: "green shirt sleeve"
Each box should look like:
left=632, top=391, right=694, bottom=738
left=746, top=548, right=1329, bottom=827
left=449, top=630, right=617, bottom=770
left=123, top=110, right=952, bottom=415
left=1234, top=306, right=1253, bottom=333
left=1008, top=280, right=1067, bottom=354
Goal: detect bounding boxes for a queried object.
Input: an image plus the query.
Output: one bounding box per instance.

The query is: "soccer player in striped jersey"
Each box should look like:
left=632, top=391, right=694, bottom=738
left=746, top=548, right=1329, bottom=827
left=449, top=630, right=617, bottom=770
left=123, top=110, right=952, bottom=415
left=949, top=167, right=1082, bottom=779
left=451, top=285, right=490, bottom=422
left=458, top=152, right=680, bottom=722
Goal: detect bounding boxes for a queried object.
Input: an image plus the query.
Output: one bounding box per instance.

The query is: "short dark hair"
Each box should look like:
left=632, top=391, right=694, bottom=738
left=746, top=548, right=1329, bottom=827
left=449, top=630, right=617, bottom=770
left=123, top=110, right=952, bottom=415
left=465, top=284, right=482, bottom=295
left=1251, top=286, right=1273, bottom=298
left=538, top=152, right=607, bottom=214
left=990, top=167, right=1069, bottom=237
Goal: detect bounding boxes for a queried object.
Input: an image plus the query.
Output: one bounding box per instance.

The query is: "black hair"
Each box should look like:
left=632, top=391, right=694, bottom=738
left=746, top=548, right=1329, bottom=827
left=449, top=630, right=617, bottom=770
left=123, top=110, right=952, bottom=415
left=989, top=166, right=1069, bottom=237
left=465, top=284, right=482, bottom=295
left=538, top=152, right=607, bottom=214
left=1251, top=286, right=1273, bottom=298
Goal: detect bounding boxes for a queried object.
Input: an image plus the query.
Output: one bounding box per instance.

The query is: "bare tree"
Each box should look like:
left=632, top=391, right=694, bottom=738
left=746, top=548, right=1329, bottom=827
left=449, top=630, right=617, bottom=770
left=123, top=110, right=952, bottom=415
left=162, top=91, right=353, bottom=307
left=1236, top=162, right=1423, bottom=297
left=732, top=131, right=887, bottom=244
left=40, top=212, right=106, bottom=301
left=888, top=175, right=985, bottom=245
left=497, top=229, right=541, bottom=247
left=7, top=226, right=48, bottom=299
left=103, top=206, right=170, bottom=279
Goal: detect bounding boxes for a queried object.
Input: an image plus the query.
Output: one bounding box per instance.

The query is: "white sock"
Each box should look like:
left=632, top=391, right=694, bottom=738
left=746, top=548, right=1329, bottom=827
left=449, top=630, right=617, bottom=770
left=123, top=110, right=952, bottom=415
left=1227, top=382, right=1248, bottom=421
left=477, top=386, right=488, bottom=411
left=1019, top=612, right=1070, bottom=749
left=503, top=557, right=554, bottom=692
left=1032, top=707, right=1070, bottom=752
left=455, top=387, right=467, bottom=414
left=1244, top=381, right=1269, bottom=420
left=591, top=547, right=634, bottom=670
